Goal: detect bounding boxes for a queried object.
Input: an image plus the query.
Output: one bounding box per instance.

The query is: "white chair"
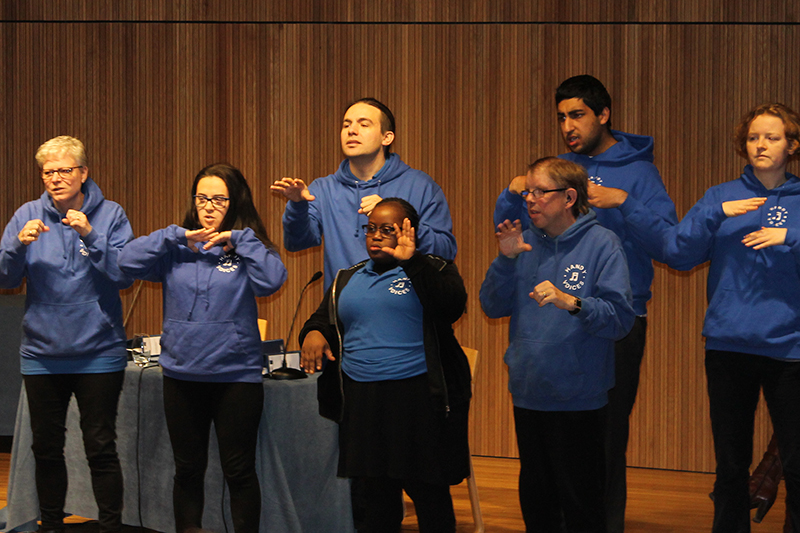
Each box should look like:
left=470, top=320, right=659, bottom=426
left=460, top=346, right=485, bottom=533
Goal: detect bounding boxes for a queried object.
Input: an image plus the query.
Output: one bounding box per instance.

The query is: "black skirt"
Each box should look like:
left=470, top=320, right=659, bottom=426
left=337, top=372, right=470, bottom=486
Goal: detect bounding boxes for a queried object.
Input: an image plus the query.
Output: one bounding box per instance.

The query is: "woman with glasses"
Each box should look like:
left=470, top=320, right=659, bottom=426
left=299, top=198, right=471, bottom=533
left=0, top=136, right=133, bottom=533
left=119, top=163, right=286, bottom=533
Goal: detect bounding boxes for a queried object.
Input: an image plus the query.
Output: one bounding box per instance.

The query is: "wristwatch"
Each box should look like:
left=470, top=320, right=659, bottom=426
left=569, top=297, right=582, bottom=315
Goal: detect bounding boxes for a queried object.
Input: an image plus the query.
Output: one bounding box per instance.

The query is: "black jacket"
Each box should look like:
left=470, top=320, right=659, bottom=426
left=299, top=253, right=471, bottom=422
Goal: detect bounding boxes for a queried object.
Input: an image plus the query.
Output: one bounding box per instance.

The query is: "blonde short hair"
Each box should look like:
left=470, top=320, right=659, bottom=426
left=35, top=136, right=87, bottom=168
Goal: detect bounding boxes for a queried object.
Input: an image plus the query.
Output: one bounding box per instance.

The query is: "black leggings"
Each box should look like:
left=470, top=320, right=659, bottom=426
left=24, top=371, right=125, bottom=533
left=162, top=376, right=264, bottom=533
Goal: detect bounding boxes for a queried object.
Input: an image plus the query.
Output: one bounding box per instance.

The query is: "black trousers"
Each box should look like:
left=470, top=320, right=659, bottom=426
left=604, top=316, right=647, bottom=533
left=514, top=406, right=607, bottom=533
left=354, top=476, right=456, bottom=533
left=24, top=371, right=125, bottom=533
left=162, top=376, right=264, bottom=533
left=706, top=350, right=800, bottom=533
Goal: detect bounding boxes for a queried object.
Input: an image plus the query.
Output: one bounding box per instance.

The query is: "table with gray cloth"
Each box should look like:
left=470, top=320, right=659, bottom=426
left=0, top=363, right=354, bottom=533
left=0, top=294, right=24, bottom=436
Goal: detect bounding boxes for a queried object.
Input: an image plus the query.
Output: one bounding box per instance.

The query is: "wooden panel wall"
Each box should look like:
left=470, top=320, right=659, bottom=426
left=1, top=4, right=798, bottom=472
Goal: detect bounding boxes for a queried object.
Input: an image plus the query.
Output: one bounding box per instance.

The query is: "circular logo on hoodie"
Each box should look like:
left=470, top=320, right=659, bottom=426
left=589, top=175, right=603, bottom=186
left=389, top=277, right=412, bottom=295
left=767, top=205, right=788, bottom=227
left=216, top=253, right=240, bottom=273
left=562, top=264, right=587, bottom=291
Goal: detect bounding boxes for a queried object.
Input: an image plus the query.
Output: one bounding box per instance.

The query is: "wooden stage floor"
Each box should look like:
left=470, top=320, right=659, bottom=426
left=0, top=453, right=788, bottom=532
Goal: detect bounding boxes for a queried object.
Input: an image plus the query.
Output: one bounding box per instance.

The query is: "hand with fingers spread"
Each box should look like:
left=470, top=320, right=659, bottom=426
left=18, top=219, right=50, bottom=245
left=382, top=218, right=416, bottom=260
left=495, top=219, right=532, bottom=258
left=722, top=197, right=767, bottom=217
left=270, top=177, right=316, bottom=203
left=62, top=209, right=92, bottom=237
left=742, top=227, right=788, bottom=250
left=301, top=330, right=334, bottom=374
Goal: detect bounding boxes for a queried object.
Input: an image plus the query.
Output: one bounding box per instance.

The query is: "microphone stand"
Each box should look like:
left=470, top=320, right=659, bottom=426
left=268, top=270, right=322, bottom=380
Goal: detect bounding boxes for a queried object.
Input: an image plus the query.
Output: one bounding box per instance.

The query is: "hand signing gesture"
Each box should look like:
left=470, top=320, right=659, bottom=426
left=722, top=197, right=767, bottom=217
left=382, top=218, right=416, bottom=261
left=62, top=209, right=92, bottom=237
left=742, top=227, right=787, bottom=250
left=358, top=194, right=383, bottom=216
left=204, top=231, right=234, bottom=252
left=495, top=219, right=532, bottom=258
left=18, top=219, right=50, bottom=245
left=588, top=182, right=628, bottom=209
left=185, top=227, right=217, bottom=252
left=530, top=280, right=577, bottom=311
left=270, top=177, right=316, bottom=203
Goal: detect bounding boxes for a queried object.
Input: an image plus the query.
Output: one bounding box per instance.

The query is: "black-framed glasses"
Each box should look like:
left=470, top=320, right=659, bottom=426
left=520, top=187, right=568, bottom=199
left=362, top=224, right=396, bottom=237
left=194, top=195, right=230, bottom=210
left=41, top=166, right=83, bottom=181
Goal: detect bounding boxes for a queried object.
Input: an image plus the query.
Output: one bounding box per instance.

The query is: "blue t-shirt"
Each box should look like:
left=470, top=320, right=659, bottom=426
left=338, top=261, right=427, bottom=382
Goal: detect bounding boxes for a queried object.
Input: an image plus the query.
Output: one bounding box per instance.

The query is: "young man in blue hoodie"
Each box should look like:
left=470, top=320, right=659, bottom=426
left=493, top=75, right=678, bottom=533
left=482, top=157, right=634, bottom=532
left=271, top=98, right=457, bottom=289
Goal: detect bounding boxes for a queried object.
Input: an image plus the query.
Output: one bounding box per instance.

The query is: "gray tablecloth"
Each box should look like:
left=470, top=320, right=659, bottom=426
left=1, top=364, right=354, bottom=532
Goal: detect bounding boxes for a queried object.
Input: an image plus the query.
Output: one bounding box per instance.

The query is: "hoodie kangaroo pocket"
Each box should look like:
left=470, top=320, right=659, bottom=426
left=160, top=319, right=245, bottom=373
left=22, top=300, right=115, bottom=356
left=505, top=339, right=586, bottom=402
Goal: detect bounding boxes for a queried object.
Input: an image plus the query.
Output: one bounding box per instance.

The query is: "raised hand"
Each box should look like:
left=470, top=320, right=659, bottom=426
left=382, top=218, right=416, bottom=260
left=270, top=177, right=316, bottom=203
left=495, top=219, right=532, bottom=258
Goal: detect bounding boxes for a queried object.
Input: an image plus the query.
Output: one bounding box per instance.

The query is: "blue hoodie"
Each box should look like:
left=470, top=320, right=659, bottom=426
left=480, top=211, right=635, bottom=411
left=625, top=165, right=800, bottom=360
left=283, top=153, right=457, bottom=289
left=118, top=225, right=287, bottom=382
left=0, top=178, right=134, bottom=375
left=493, top=131, right=677, bottom=315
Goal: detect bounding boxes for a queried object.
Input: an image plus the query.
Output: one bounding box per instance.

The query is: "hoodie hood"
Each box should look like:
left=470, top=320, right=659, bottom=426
left=333, top=152, right=410, bottom=189
left=529, top=209, right=599, bottom=246
left=40, top=177, right=105, bottom=218
left=563, top=130, right=654, bottom=177
left=740, top=164, right=800, bottom=195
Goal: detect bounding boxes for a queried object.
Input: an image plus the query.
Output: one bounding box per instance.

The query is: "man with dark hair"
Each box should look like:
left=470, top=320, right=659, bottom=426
left=272, top=98, right=456, bottom=289
left=494, top=75, right=678, bottom=533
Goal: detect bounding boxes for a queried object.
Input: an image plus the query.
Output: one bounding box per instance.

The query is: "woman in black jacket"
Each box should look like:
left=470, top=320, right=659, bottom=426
left=299, top=197, right=470, bottom=533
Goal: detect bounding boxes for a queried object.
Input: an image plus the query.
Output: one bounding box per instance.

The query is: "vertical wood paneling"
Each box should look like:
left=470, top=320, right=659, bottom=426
left=1, top=16, right=798, bottom=473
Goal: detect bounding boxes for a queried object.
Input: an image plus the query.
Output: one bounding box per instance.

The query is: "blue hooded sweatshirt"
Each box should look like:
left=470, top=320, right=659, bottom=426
left=480, top=211, right=635, bottom=411
left=624, top=165, right=800, bottom=360
left=0, top=178, right=134, bottom=375
left=493, top=131, right=677, bottom=316
left=283, top=153, right=457, bottom=289
left=118, top=225, right=287, bottom=382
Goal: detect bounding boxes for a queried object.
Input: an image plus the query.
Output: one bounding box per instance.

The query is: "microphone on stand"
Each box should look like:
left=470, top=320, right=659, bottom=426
left=268, top=270, right=323, bottom=380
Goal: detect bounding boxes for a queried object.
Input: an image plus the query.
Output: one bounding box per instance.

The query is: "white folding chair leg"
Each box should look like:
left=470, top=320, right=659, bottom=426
left=467, top=455, right=484, bottom=533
